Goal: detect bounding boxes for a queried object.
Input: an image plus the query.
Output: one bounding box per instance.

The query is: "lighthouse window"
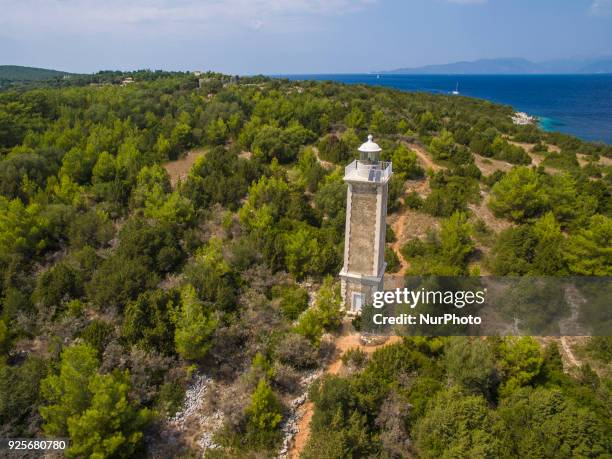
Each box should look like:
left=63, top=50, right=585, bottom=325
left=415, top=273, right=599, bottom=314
left=352, top=293, right=364, bottom=313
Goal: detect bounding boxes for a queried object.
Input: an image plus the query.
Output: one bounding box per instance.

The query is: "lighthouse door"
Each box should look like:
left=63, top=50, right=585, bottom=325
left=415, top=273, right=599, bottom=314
left=352, top=293, right=364, bottom=313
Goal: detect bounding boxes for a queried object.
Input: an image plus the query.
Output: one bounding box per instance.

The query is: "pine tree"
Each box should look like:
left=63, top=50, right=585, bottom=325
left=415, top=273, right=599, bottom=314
left=40, top=344, right=99, bottom=436
left=174, top=284, right=218, bottom=361
left=66, top=371, right=151, bottom=458
left=439, top=211, right=474, bottom=270
left=245, top=379, right=283, bottom=448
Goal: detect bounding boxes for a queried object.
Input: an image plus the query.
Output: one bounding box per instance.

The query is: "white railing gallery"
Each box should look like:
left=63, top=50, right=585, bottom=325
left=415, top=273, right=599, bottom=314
left=344, top=160, right=392, bottom=182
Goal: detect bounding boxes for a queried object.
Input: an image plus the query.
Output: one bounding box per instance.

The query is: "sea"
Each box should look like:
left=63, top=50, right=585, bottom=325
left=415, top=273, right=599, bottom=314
left=282, top=74, right=612, bottom=145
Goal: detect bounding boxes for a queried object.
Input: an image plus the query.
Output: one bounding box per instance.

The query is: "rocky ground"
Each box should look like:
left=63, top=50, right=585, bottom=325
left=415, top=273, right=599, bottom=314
left=150, top=372, right=224, bottom=458
left=278, top=370, right=323, bottom=458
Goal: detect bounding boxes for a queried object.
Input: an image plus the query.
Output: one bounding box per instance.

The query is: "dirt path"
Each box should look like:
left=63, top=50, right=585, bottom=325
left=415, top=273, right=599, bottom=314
left=561, top=337, right=579, bottom=367
left=312, top=146, right=334, bottom=170
left=385, top=141, right=440, bottom=278
left=557, top=285, right=588, bottom=369
left=474, top=154, right=514, bottom=176
left=289, top=326, right=401, bottom=458
left=534, top=285, right=590, bottom=372
left=404, top=142, right=442, bottom=172
left=390, top=211, right=409, bottom=276
left=290, top=401, right=315, bottom=458
left=164, top=148, right=206, bottom=187
left=468, top=195, right=511, bottom=234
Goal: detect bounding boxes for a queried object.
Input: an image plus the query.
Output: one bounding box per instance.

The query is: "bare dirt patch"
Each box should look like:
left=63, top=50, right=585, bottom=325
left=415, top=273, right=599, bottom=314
left=576, top=154, right=590, bottom=167
left=570, top=338, right=611, bottom=379
left=599, top=155, right=612, bottom=167
left=527, top=152, right=567, bottom=175
left=290, top=401, right=314, bottom=458
left=577, top=153, right=612, bottom=168
left=560, top=337, right=581, bottom=367
left=312, top=146, right=334, bottom=170
left=390, top=211, right=409, bottom=276
left=288, top=323, right=401, bottom=458
left=468, top=194, right=511, bottom=234
left=385, top=208, right=440, bottom=287
left=507, top=139, right=560, bottom=154
left=405, top=178, right=430, bottom=196
left=13, top=336, right=50, bottom=359
left=474, top=154, right=514, bottom=175
left=403, top=141, right=442, bottom=172
left=529, top=151, right=546, bottom=167
left=507, top=139, right=568, bottom=173
left=537, top=336, right=591, bottom=374
left=239, top=150, right=252, bottom=160
left=164, top=148, right=207, bottom=187
left=387, top=179, right=427, bottom=277
left=396, top=208, right=440, bottom=240
left=508, top=140, right=535, bottom=152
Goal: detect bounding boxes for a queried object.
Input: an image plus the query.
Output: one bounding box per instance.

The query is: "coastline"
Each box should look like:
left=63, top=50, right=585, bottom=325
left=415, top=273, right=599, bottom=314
left=281, top=74, right=612, bottom=144
left=512, top=111, right=556, bottom=133
left=538, top=115, right=561, bottom=133
left=511, top=111, right=537, bottom=125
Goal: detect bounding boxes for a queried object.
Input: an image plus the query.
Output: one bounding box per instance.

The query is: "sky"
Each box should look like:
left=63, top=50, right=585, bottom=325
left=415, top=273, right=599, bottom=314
left=1, top=0, right=611, bottom=74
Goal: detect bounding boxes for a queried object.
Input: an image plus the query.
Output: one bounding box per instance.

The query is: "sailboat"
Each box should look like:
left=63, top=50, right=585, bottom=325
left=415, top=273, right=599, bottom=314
left=451, top=82, right=459, bottom=95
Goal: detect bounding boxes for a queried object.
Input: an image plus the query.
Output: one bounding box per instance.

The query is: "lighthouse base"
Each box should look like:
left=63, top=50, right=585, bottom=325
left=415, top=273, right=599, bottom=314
left=339, top=267, right=385, bottom=316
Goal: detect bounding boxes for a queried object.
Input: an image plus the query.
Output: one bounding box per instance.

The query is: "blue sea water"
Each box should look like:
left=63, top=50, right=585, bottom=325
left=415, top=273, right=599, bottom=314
left=282, top=74, right=612, bottom=145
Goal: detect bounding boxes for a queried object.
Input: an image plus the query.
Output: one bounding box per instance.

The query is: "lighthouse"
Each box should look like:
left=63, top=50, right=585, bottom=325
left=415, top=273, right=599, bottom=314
left=339, top=135, right=392, bottom=314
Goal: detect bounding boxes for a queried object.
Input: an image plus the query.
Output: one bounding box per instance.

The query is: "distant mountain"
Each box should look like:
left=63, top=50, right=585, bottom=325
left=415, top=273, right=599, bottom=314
left=578, top=57, right=612, bottom=74
left=0, top=65, right=74, bottom=81
left=382, top=57, right=612, bottom=74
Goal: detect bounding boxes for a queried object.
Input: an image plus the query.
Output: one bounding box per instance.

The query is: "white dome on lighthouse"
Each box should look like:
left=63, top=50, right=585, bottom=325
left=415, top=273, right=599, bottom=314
left=358, top=134, right=382, bottom=153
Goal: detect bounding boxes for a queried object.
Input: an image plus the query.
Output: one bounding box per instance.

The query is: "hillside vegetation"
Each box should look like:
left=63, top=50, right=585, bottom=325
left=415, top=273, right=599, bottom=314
left=0, top=71, right=610, bottom=458
left=0, top=65, right=74, bottom=81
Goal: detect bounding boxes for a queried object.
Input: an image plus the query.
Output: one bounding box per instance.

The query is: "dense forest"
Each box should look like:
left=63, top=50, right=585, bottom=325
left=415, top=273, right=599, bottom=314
left=0, top=70, right=610, bottom=458
left=0, top=66, right=75, bottom=90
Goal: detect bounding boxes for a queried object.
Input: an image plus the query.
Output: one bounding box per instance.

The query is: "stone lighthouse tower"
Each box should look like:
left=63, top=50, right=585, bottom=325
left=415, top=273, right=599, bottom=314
left=339, top=135, right=392, bottom=314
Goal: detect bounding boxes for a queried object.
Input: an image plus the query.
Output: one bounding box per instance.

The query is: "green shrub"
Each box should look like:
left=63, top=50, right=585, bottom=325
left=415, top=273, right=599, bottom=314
left=400, top=239, right=427, bottom=259
left=392, top=144, right=424, bottom=178
left=245, top=379, right=283, bottom=449
left=404, top=191, right=423, bottom=209
left=584, top=337, right=612, bottom=364
left=341, top=347, right=368, bottom=369
left=78, top=320, right=114, bottom=355
left=271, top=284, right=309, bottom=321
left=385, top=247, right=401, bottom=273
left=317, top=134, right=351, bottom=164
left=386, top=225, right=396, bottom=243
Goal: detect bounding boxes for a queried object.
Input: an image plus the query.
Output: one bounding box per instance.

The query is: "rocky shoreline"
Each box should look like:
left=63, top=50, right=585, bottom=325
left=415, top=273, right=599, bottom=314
left=511, top=111, right=537, bottom=125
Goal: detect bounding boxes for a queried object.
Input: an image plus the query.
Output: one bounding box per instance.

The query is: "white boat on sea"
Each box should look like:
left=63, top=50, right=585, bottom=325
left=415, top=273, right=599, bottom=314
left=451, top=82, right=459, bottom=95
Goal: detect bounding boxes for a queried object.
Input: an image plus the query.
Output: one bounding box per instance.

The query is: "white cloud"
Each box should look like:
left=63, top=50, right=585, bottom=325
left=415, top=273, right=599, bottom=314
left=589, top=0, right=612, bottom=15
left=251, top=19, right=265, bottom=30
left=0, top=0, right=378, bottom=37
left=446, top=0, right=487, bottom=4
